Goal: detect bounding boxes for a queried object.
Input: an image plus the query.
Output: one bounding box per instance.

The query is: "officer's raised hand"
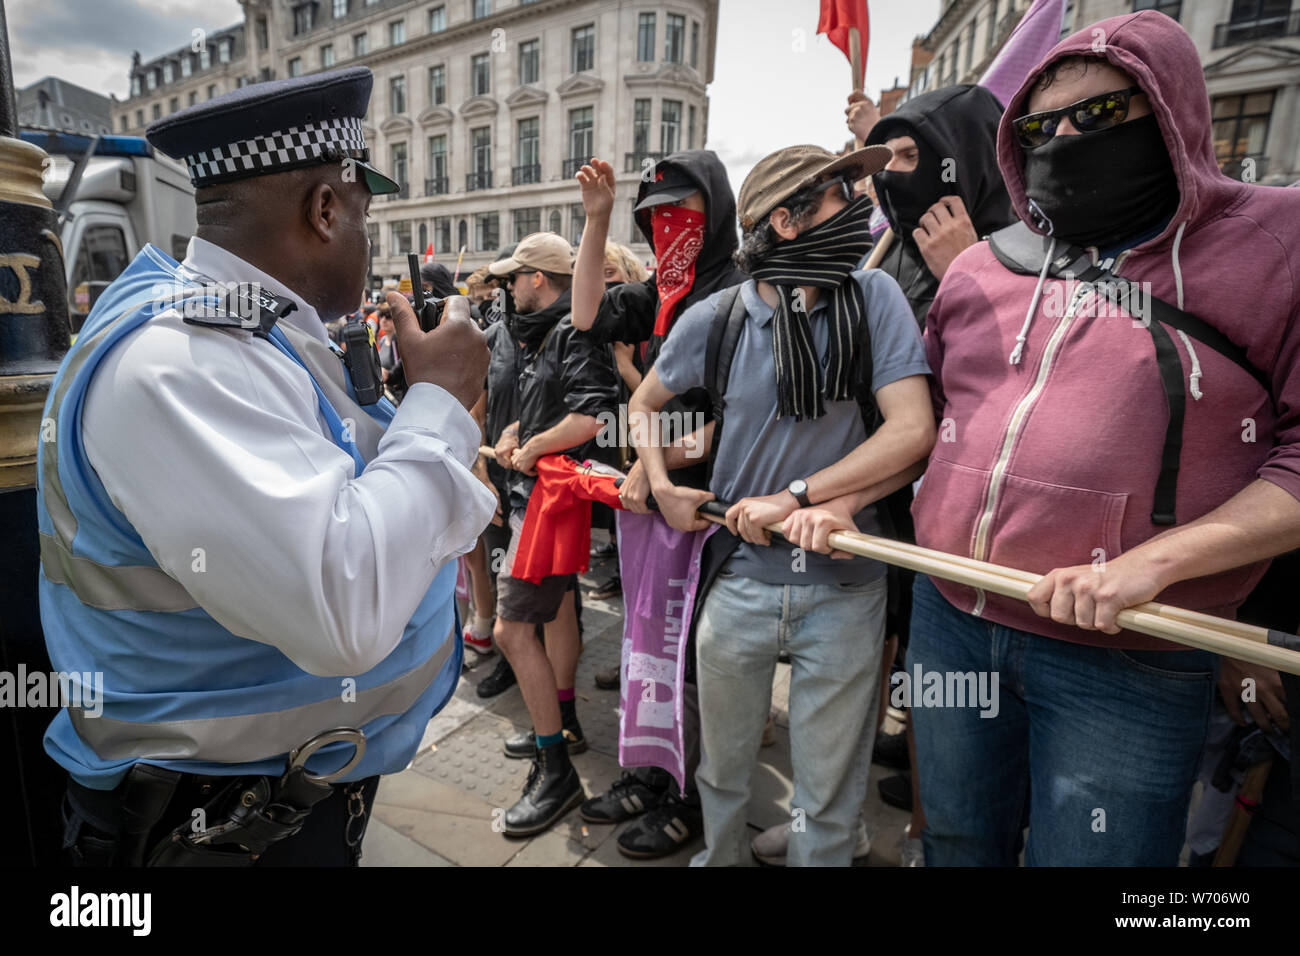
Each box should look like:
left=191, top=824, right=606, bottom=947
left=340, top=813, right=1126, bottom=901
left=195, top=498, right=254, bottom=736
left=386, top=292, right=488, bottom=410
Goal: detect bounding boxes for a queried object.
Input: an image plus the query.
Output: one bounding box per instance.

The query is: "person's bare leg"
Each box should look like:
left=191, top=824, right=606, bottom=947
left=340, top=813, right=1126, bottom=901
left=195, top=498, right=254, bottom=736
left=544, top=590, right=581, bottom=692
left=466, top=538, right=494, bottom=622
left=495, top=617, right=561, bottom=736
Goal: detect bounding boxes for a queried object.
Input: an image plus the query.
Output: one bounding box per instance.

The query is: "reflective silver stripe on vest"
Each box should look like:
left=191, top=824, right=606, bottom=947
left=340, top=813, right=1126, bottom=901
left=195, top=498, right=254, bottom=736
left=40, top=532, right=198, bottom=612
left=67, top=627, right=456, bottom=763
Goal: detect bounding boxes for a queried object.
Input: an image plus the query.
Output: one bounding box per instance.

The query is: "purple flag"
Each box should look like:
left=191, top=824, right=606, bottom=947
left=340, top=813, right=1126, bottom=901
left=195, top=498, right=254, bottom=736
left=980, top=0, right=1066, bottom=107
left=615, top=511, right=716, bottom=792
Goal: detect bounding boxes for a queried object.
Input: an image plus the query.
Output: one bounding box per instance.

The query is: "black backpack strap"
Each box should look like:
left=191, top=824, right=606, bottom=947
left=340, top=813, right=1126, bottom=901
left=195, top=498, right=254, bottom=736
left=703, top=284, right=748, bottom=486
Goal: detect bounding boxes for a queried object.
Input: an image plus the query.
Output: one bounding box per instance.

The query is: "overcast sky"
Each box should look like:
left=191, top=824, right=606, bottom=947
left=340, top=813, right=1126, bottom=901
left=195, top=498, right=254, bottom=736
left=8, top=0, right=941, bottom=191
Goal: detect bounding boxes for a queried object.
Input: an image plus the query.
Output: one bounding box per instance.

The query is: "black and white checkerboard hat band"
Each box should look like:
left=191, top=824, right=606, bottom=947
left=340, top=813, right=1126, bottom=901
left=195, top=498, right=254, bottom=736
left=181, top=116, right=367, bottom=187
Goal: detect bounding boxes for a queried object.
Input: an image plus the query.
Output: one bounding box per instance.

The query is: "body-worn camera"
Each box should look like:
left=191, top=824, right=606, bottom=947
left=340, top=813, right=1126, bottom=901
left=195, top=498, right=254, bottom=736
left=341, top=320, right=383, bottom=405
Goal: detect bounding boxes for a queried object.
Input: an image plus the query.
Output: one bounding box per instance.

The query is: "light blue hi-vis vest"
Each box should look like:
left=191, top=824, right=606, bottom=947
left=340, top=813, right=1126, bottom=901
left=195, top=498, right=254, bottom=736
left=37, top=243, right=462, bottom=790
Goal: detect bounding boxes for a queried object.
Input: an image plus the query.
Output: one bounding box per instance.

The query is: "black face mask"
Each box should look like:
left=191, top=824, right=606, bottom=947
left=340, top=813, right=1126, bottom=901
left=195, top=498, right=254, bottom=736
left=1023, top=113, right=1179, bottom=251
left=873, top=139, right=954, bottom=241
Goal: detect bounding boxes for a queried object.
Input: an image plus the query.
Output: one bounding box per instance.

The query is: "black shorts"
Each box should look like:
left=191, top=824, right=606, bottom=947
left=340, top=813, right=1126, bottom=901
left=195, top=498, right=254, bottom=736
left=495, top=512, right=576, bottom=625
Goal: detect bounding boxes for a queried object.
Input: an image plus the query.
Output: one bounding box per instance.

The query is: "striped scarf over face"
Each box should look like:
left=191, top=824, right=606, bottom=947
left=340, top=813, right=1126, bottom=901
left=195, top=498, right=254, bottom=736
left=749, top=194, right=874, bottom=421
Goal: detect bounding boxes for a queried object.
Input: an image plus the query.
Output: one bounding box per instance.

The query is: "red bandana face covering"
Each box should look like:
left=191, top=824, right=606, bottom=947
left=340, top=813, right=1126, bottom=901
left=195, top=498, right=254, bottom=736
left=651, top=206, right=706, bottom=337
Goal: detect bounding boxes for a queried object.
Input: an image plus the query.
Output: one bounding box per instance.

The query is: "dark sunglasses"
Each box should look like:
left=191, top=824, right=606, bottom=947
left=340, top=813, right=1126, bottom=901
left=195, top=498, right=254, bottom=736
left=1012, top=86, right=1143, bottom=150
left=810, top=176, right=853, bottom=203
left=505, top=269, right=538, bottom=285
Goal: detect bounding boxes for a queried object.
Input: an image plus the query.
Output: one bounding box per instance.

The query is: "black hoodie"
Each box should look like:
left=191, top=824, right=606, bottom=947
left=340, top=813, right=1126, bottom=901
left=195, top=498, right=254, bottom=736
left=591, top=149, right=747, bottom=487
left=866, top=84, right=1015, bottom=327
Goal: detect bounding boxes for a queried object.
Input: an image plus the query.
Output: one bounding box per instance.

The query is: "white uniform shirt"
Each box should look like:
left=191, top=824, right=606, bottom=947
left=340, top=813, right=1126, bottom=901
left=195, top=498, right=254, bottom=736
left=83, top=237, right=494, bottom=677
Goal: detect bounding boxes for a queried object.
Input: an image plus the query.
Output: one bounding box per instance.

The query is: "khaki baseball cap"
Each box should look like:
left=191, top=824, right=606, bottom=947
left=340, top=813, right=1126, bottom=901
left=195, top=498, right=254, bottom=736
left=737, top=143, right=893, bottom=232
left=488, top=232, right=574, bottom=276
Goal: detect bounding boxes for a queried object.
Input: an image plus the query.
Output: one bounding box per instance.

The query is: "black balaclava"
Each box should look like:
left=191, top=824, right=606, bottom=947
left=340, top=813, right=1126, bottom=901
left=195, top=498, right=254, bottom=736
left=1023, top=114, right=1179, bottom=250
left=873, top=137, right=954, bottom=240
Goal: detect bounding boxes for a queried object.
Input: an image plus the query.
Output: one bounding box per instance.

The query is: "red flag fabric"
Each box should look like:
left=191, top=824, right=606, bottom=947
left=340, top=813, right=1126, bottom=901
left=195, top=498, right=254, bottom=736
left=818, top=0, right=869, bottom=88
left=424, top=242, right=434, bottom=263
left=511, top=456, right=624, bottom=584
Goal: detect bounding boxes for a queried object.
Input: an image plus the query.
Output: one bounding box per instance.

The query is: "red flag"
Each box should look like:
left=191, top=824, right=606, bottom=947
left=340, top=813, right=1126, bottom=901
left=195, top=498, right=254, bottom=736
left=818, top=0, right=870, bottom=88
left=423, top=242, right=434, bottom=263
left=511, top=456, right=623, bottom=584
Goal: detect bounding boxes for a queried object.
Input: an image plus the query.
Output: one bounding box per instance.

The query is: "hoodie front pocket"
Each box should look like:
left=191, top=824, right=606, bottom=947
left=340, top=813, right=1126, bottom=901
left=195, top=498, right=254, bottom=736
left=911, top=457, right=993, bottom=561
left=983, top=472, right=1128, bottom=577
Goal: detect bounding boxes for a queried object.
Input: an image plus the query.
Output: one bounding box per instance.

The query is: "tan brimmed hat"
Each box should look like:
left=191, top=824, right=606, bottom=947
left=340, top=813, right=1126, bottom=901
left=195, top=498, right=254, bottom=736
left=488, top=232, right=574, bottom=276
left=737, top=143, right=893, bottom=232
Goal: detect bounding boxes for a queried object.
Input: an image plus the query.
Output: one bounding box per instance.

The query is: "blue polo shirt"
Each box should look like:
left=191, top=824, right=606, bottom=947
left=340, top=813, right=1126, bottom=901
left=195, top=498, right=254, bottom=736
left=657, top=270, right=929, bottom=585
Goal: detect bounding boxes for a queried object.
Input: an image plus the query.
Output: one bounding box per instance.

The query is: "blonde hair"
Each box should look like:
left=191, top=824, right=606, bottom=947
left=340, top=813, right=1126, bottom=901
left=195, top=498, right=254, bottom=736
left=604, top=241, right=648, bottom=283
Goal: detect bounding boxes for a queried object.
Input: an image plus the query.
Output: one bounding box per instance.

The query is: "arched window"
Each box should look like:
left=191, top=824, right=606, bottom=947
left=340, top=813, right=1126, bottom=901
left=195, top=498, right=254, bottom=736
left=418, top=222, right=428, bottom=252
left=548, top=209, right=562, bottom=235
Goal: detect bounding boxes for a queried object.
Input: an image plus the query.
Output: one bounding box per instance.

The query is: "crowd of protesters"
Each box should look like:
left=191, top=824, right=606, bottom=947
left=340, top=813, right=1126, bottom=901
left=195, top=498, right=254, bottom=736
left=369, top=11, right=1299, bottom=866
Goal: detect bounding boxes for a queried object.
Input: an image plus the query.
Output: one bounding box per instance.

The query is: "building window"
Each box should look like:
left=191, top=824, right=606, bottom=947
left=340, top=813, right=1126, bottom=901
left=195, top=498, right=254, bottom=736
left=118, top=115, right=127, bottom=131
left=691, top=21, right=700, bottom=68
left=473, top=0, right=491, bottom=18
left=661, top=99, right=681, bottom=153
left=637, top=13, right=656, bottom=62
left=427, top=135, right=448, bottom=193
left=429, top=5, right=446, bottom=32
left=391, top=142, right=408, bottom=193
left=519, top=39, right=539, bottom=85
left=321, top=44, right=335, bottom=68
left=458, top=219, right=468, bottom=251
left=146, top=70, right=157, bottom=91
left=181, top=55, right=192, bottom=78
left=353, top=32, right=368, bottom=57
left=131, top=75, right=141, bottom=96
left=568, top=107, right=593, bottom=166
left=135, top=109, right=144, bottom=126
left=1133, top=0, right=1181, bottom=20
left=434, top=217, right=452, bottom=254
left=571, top=24, right=594, bottom=73
left=665, top=14, right=685, bottom=63
left=549, top=209, right=562, bottom=234
left=368, top=221, right=380, bottom=258
left=294, top=4, right=315, bottom=35
left=964, top=18, right=976, bottom=73
left=391, top=220, right=412, bottom=256
left=289, top=57, right=303, bottom=78
left=471, top=53, right=491, bottom=95
left=569, top=202, right=585, bottom=245
left=168, top=96, right=179, bottom=113
left=188, top=90, right=198, bottom=106
left=253, top=20, right=265, bottom=53
left=207, top=84, right=217, bottom=98
left=516, top=117, right=540, bottom=183
left=389, top=75, right=406, bottom=113
left=389, top=20, right=405, bottom=46
left=475, top=212, right=499, bottom=251
left=163, top=61, right=174, bottom=84
left=1212, top=90, right=1274, bottom=178
left=152, top=103, right=161, bottom=120
left=429, top=64, right=446, bottom=104
left=334, top=0, right=348, bottom=17
left=987, top=1, right=999, bottom=52
left=633, top=98, right=651, bottom=156
left=200, top=46, right=211, bottom=69
left=688, top=104, right=696, bottom=149
left=469, top=126, right=492, bottom=190
left=514, top=207, right=541, bottom=241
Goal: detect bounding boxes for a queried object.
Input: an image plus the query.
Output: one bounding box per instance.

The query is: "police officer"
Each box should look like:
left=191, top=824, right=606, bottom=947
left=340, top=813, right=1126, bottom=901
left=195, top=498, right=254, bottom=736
left=36, top=67, right=493, bottom=866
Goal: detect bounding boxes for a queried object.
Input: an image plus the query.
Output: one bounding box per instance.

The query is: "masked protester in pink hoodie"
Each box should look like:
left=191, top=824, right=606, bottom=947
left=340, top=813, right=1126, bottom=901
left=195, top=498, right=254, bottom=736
left=854, top=11, right=1300, bottom=866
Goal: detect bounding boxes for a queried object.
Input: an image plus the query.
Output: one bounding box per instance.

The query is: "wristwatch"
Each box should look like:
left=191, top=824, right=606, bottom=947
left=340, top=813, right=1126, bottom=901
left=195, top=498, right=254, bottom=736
left=787, top=478, right=812, bottom=508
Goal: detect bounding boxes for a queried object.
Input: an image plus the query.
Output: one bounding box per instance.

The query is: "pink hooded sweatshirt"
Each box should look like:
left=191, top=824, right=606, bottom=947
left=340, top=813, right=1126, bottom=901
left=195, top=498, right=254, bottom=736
left=914, top=10, right=1300, bottom=650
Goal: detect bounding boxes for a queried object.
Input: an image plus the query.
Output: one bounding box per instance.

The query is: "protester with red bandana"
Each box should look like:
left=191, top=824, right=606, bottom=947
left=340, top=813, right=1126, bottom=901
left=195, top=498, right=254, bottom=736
left=569, top=151, right=745, bottom=859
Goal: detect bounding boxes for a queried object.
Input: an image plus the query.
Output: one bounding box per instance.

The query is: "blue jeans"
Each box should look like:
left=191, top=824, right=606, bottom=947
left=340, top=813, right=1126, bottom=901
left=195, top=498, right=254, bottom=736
left=692, top=571, right=887, bottom=867
left=907, top=574, right=1215, bottom=866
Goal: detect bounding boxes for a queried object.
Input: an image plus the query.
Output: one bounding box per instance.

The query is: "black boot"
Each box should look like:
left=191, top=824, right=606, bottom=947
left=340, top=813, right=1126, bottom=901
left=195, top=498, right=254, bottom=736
left=503, top=722, right=586, bottom=759
left=503, top=742, right=584, bottom=837
left=476, top=656, right=516, bottom=699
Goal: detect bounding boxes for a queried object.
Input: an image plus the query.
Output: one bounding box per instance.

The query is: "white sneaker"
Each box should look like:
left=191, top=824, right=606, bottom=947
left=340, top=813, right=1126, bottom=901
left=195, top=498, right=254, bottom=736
left=898, top=823, right=924, bottom=867
left=750, top=818, right=872, bottom=866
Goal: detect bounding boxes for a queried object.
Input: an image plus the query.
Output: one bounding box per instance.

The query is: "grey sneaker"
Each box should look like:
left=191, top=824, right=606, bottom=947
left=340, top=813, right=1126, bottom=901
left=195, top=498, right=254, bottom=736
left=898, top=823, right=924, bottom=867
left=750, top=817, right=872, bottom=866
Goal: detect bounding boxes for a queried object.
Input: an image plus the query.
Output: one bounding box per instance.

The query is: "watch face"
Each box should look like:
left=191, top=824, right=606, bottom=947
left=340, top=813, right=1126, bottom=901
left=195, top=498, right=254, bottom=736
left=790, top=479, right=808, bottom=496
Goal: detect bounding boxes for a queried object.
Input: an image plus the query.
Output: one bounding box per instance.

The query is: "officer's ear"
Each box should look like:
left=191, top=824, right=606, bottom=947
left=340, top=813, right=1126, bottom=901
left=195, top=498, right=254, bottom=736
left=304, top=180, right=340, bottom=244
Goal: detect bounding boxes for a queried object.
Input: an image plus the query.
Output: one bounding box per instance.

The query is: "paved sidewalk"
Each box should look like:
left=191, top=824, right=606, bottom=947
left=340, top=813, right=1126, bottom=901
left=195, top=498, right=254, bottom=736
left=361, top=545, right=912, bottom=867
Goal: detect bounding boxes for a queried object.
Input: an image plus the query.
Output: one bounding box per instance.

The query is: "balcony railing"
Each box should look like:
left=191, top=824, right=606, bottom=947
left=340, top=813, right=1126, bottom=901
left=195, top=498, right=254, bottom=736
left=466, top=170, right=493, bottom=191
left=1213, top=11, right=1300, bottom=47
left=425, top=176, right=449, bottom=196
left=562, top=157, right=587, bottom=178
left=512, top=163, right=541, bottom=185
left=623, top=150, right=666, bottom=174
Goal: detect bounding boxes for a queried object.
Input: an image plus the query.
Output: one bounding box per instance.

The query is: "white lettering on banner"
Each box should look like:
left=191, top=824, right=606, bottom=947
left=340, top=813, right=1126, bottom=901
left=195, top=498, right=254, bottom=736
left=49, top=886, right=152, bottom=936
left=627, top=576, right=690, bottom=732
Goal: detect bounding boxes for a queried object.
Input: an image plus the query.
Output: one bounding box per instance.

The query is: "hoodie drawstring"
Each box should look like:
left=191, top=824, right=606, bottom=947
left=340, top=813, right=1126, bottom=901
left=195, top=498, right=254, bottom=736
left=1167, top=222, right=1201, bottom=399
left=1010, top=238, right=1056, bottom=366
